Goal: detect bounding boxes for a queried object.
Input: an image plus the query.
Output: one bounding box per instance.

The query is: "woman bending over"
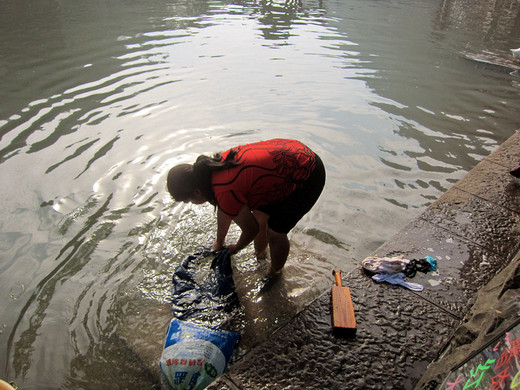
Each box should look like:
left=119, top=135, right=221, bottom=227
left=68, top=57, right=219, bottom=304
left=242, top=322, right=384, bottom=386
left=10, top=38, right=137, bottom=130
left=167, top=139, right=326, bottom=275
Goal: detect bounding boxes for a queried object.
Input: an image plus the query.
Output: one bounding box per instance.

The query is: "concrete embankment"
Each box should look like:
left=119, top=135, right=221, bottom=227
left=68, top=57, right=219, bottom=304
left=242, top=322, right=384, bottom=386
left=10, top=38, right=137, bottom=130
left=208, top=130, right=520, bottom=390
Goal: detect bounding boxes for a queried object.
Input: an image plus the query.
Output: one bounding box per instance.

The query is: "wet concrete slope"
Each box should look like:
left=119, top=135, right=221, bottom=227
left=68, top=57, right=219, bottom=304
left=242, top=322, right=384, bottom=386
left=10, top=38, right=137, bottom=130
left=208, top=129, right=520, bottom=390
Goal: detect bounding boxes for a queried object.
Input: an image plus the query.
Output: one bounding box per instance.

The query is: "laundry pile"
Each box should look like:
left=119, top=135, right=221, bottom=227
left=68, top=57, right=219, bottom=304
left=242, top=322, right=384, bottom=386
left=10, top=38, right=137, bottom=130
left=362, top=255, right=438, bottom=291
left=159, top=249, right=241, bottom=390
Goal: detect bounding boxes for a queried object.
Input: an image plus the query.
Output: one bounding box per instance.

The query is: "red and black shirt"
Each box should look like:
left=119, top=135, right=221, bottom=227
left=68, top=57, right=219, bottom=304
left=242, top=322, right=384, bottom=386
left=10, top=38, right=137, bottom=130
left=212, top=139, right=317, bottom=216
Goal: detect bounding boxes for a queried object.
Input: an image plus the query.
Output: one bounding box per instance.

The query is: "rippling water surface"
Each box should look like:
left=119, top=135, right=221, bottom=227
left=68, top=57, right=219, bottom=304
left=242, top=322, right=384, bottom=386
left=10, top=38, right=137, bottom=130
left=1, top=0, right=519, bottom=387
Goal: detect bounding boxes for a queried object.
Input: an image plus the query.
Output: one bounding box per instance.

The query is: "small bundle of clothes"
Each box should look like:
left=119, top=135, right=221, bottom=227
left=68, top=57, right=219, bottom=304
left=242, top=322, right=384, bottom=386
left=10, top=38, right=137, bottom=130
left=362, top=255, right=438, bottom=292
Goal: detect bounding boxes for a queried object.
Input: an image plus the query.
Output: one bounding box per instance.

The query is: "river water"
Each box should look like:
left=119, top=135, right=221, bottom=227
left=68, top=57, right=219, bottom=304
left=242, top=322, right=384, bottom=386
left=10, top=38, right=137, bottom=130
left=1, top=0, right=519, bottom=388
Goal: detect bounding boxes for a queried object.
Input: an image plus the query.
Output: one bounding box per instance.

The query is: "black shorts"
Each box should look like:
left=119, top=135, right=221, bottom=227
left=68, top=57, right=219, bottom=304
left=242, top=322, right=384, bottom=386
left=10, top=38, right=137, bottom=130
left=257, top=155, right=326, bottom=234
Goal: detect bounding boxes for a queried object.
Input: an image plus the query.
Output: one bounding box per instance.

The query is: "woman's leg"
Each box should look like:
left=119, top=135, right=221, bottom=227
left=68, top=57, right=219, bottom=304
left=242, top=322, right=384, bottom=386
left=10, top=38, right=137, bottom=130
left=267, top=228, right=290, bottom=272
left=252, top=210, right=269, bottom=258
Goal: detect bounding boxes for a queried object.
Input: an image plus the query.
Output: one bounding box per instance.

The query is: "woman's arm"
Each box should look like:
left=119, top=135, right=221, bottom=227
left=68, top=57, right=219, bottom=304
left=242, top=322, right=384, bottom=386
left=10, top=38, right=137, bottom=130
left=213, top=208, right=232, bottom=251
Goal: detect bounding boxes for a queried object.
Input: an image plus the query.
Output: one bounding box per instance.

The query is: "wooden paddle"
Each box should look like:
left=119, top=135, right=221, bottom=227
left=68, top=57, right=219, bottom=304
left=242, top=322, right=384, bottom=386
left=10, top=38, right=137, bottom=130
left=331, top=269, right=356, bottom=334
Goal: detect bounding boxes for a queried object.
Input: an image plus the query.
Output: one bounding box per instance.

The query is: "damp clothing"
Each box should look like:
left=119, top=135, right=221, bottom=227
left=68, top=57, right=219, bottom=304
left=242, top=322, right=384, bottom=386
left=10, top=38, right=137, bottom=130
left=372, top=273, right=424, bottom=292
left=211, top=139, right=325, bottom=234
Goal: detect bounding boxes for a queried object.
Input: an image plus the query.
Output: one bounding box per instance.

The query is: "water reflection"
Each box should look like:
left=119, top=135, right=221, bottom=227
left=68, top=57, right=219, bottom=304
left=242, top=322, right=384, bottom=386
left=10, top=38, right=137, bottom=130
left=328, top=0, right=520, bottom=189
left=256, top=0, right=326, bottom=40
left=1, top=0, right=520, bottom=388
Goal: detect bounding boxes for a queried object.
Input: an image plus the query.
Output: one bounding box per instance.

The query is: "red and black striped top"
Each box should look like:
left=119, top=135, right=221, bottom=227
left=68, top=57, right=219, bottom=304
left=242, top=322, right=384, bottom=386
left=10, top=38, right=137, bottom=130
left=212, top=139, right=316, bottom=216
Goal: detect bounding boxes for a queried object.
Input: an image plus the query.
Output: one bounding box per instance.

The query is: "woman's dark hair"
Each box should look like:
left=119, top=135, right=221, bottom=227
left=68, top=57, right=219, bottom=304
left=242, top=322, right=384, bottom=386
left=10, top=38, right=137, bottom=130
left=167, top=149, right=239, bottom=205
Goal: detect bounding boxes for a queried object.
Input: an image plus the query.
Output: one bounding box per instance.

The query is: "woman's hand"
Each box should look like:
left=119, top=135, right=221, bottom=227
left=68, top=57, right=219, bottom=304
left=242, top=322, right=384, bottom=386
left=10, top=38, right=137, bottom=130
left=226, top=243, right=239, bottom=255
left=212, top=240, right=224, bottom=252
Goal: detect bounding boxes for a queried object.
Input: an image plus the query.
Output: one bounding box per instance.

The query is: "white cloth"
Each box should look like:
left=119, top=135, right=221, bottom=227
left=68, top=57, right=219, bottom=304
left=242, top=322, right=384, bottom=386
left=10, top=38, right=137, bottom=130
left=372, top=272, right=424, bottom=292
left=362, top=255, right=410, bottom=274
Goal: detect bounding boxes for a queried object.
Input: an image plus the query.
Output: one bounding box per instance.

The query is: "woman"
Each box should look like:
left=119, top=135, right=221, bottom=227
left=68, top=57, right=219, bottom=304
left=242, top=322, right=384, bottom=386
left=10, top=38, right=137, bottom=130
left=167, top=139, right=325, bottom=275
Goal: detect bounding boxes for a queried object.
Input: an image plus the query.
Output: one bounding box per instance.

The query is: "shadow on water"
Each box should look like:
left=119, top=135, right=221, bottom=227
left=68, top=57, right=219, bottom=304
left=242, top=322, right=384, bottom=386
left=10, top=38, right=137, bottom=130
left=0, top=0, right=520, bottom=388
